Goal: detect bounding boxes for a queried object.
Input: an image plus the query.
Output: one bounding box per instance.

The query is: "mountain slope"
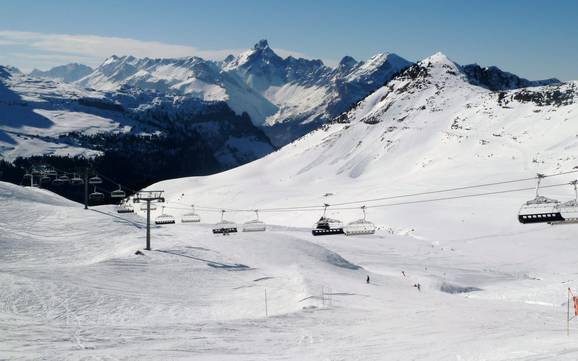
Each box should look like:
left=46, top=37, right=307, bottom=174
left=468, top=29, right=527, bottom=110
left=30, top=63, right=93, bottom=83
left=145, top=52, right=578, bottom=240
left=0, top=66, right=274, bottom=192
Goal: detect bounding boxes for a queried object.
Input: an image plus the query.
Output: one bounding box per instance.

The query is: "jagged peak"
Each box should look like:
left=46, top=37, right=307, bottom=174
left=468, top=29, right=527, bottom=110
left=254, top=39, right=270, bottom=50
left=339, top=56, right=358, bottom=68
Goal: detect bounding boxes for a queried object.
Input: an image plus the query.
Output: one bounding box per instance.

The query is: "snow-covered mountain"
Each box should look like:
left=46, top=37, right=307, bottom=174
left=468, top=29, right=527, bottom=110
left=30, top=63, right=93, bottom=83
left=0, top=65, right=274, bottom=188
left=77, top=40, right=413, bottom=145
left=146, top=52, right=578, bottom=239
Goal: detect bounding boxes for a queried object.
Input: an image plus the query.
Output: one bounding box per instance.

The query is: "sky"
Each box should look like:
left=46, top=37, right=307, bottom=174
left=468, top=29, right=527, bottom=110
left=0, top=0, right=576, bottom=80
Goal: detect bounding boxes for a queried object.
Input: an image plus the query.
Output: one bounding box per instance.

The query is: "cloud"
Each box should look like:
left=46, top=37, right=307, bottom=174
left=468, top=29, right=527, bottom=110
left=0, top=30, right=330, bottom=71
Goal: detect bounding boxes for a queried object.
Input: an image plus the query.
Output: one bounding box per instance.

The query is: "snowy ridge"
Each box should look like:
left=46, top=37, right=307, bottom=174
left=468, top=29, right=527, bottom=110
left=0, top=66, right=274, bottom=171
left=76, top=40, right=413, bottom=145
left=29, top=63, right=93, bottom=83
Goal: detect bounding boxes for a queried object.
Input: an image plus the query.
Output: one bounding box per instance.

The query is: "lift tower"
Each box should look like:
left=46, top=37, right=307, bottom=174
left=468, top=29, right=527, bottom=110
left=133, top=190, right=165, bottom=250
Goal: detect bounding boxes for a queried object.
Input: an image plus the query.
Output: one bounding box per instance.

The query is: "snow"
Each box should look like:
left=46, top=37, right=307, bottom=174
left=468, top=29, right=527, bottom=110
left=4, top=165, right=578, bottom=360
left=3, top=52, right=578, bottom=359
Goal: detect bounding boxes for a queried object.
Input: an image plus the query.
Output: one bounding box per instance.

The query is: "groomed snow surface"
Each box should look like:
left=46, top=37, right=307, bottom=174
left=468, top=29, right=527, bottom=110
left=3, top=178, right=578, bottom=361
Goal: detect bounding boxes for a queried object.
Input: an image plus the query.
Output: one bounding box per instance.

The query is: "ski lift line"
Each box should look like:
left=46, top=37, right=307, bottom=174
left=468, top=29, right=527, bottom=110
left=161, top=183, right=569, bottom=215
left=165, top=170, right=578, bottom=213
left=327, top=170, right=578, bottom=207
left=253, top=183, right=572, bottom=212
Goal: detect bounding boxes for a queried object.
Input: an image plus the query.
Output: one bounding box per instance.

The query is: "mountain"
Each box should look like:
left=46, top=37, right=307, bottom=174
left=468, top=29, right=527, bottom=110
left=76, top=40, right=413, bottom=146
left=145, top=52, right=578, bottom=239
left=0, top=66, right=274, bottom=196
left=463, top=64, right=560, bottom=91
left=30, top=63, right=93, bottom=83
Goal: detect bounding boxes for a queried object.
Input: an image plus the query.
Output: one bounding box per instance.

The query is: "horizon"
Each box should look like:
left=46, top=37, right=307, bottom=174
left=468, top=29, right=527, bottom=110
left=0, top=0, right=577, bottom=80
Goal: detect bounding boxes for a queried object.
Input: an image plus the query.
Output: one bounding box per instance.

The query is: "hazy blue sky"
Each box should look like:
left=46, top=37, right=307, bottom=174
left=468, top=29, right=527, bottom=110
left=0, top=0, right=576, bottom=80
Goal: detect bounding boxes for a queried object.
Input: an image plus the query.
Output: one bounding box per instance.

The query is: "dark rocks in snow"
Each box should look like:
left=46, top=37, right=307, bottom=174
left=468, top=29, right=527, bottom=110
left=463, top=64, right=560, bottom=91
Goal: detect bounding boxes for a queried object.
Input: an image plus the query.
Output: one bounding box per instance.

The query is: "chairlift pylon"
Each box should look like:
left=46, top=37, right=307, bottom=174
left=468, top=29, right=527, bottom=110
left=312, top=204, right=344, bottom=236
left=243, top=210, right=266, bottom=232
left=213, top=210, right=237, bottom=234
left=140, top=202, right=157, bottom=211
left=518, top=173, right=564, bottom=224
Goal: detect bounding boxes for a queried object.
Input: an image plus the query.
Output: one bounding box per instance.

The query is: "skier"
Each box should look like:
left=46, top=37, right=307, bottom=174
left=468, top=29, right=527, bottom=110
left=366, top=275, right=370, bottom=284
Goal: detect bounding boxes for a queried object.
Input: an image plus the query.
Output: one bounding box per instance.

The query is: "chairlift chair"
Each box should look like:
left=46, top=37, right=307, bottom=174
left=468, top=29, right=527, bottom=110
left=70, top=174, right=84, bottom=185
left=110, top=185, right=126, bottom=199
left=213, top=210, right=237, bottom=234
left=345, top=206, right=376, bottom=235
left=46, top=169, right=57, bottom=177
left=312, top=204, right=344, bottom=236
left=181, top=205, right=201, bottom=223
left=518, top=174, right=564, bottom=224
left=551, top=180, right=578, bottom=225
left=52, top=177, right=64, bottom=185
left=89, top=186, right=105, bottom=202
left=155, top=206, right=176, bottom=225
left=89, top=176, right=102, bottom=185
left=57, top=175, right=70, bottom=184
left=116, top=200, right=134, bottom=214
left=242, top=210, right=266, bottom=232
left=40, top=175, right=51, bottom=183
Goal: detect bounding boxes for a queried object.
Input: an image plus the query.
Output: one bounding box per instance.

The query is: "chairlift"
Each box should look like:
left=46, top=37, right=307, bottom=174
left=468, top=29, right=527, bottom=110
left=116, top=200, right=134, bottom=214
left=551, top=180, right=578, bottom=225
left=345, top=206, right=376, bottom=235
left=89, top=186, right=105, bottom=202
left=518, top=174, right=564, bottom=224
left=312, top=204, right=344, bottom=236
left=110, top=185, right=126, bottom=199
left=212, top=210, right=237, bottom=234
left=243, top=210, right=266, bottom=232
left=155, top=206, right=176, bottom=225
left=58, top=174, right=70, bottom=184
left=70, top=174, right=84, bottom=185
left=89, top=175, right=102, bottom=185
left=52, top=177, right=64, bottom=186
left=181, top=204, right=201, bottom=223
